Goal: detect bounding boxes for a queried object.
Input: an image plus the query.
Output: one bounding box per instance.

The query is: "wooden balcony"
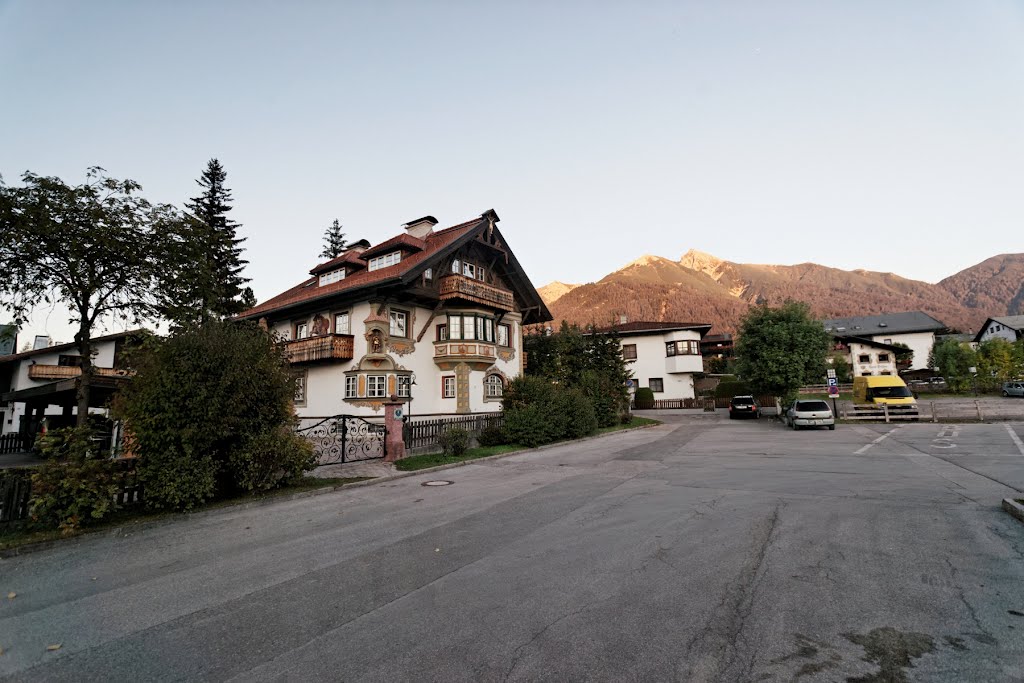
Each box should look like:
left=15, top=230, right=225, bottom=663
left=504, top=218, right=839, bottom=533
left=28, top=365, right=128, bottom=380
left=285, top=334, right=354, bottom=364
left=433, top=341, right=497, bottom=370
left=439, top=274, right=515, bottom=311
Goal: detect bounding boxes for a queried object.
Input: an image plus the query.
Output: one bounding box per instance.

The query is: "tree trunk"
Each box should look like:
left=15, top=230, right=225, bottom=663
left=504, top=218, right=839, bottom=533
left=75, top=325, right=93, bottom=428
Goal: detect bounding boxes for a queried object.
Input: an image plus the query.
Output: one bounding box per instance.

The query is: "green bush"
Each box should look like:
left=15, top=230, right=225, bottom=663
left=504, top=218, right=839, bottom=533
left=115, top=321, right=315, bottom=510
left=558, top=388, right=598, bottom=439
left=28, top=427, right=124, bottom=534
left=477, top=424, right=508, bottom=447
left=577, top=370, right=621, bottom=428
left=714, top=380, right=751, bottom=398
left=634, top=387, right=655, bottom=409
left=504, top=404, right=553, bottom=448
left=438, top=427, right=470, bottom=457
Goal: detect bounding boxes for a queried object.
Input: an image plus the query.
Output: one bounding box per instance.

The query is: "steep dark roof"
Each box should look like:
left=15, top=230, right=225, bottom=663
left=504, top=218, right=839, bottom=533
left=823, top=311, right=945, bottom=336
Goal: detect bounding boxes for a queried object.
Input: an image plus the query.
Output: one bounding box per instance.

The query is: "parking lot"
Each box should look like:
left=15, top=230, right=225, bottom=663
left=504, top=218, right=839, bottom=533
left=3, top=416, right=1023, bottom=681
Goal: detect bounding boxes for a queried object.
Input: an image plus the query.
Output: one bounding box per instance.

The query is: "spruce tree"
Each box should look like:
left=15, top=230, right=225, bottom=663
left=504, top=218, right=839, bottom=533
left=319, top=219, right=347, bottom=259
left=183, top=159, right=253, bottom=321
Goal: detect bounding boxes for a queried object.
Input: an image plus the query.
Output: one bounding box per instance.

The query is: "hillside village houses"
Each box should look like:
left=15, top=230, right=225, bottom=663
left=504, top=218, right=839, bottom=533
left=238, top=210, right=552, bottom=418
left=592, top=321, right=712, bottom=401
left=823, top=311, right=946, bottom=375
left=974, top=315, right=1024, bottom=344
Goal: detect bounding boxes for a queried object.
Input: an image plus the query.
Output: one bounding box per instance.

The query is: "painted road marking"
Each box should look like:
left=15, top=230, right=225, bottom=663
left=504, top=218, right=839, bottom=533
left=855, top=427, right=900, bottom=455
left=1006, top=424, right=1024, bottom=456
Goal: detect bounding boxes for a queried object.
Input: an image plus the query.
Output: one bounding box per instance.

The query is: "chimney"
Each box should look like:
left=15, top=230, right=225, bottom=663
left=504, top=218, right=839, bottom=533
left=402, top=216, right=438, bottom=240
left=32, top=335, right=51, bottom=350
left=347, top=239, right=371, bottom=256
left=619, top=314, right=628, bottom=325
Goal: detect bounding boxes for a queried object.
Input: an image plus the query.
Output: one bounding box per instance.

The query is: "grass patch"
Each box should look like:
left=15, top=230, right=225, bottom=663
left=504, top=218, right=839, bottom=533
left=0, top=475, right=370, bottom=552
left=396, top=416, right=661, bottom=472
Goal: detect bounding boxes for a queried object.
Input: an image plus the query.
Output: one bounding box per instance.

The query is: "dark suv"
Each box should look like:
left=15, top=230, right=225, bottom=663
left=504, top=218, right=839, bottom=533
left=729, top=395, right=760, bottom=419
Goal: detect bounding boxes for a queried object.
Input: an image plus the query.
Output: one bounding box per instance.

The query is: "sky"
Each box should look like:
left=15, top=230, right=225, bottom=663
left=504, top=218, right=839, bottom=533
left=2, top=1, right=1023, bottom=344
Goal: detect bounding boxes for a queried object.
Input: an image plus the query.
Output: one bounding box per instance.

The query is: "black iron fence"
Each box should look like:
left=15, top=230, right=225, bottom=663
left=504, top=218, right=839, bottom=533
left=405, top=413, right=505, bottom=452
left=294, top=415, right=387, bottom=466
left=0, top=432, right=30, bottom=455
left=644, top=395, right=779, bottom=410
left=0, top=460, right=143, bottom=526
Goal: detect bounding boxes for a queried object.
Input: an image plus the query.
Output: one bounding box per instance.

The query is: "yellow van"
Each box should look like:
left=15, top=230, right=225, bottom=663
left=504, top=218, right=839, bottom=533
left=852, top=376, right=916, bottom=407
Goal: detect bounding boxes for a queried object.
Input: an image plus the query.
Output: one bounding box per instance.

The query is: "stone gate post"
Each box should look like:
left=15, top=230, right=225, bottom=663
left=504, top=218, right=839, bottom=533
left=383, top=398, right=406, bottom=462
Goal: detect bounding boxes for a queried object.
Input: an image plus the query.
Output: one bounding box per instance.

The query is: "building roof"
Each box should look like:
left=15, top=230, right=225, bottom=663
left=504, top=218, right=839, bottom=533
left=0, top=330, right=144, bottom=364
left=240, top=210, right=553, bottom=324
left=833, top=335, right=906, bottom=352
left=972, top=315, right=1024, bottom=342
left=823, top=311, right=945, bottom=336
left=309, top=250, right=369, bottom=276
left=589, top=321, right=713, bottom=338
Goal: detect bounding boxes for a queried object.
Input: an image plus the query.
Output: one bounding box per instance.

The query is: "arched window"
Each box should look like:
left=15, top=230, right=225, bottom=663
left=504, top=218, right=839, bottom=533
left=485, top=374, right=504, bottom=398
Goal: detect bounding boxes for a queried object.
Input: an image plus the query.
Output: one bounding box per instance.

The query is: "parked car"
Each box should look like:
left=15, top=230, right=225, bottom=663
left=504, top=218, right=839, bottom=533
left=729, top=395, right=760, bottom=419
left=785, top=399, right=835, bottom=430
left=1003, top=381, right=1024, bottom=398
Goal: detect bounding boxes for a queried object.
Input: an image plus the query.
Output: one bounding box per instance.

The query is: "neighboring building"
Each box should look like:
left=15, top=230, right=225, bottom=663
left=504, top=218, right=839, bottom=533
left=700, top=333, right=733, bottom=372
left=591, top=321, right=712, bottom=400
left=973, top=316, right=1024, bottom=345
left=0, top=324, right=17, bottom=356
left=0, top=331, right=139, bottom=437
left=831, top=336, right=902, bottom=377
left=823, top=312, right=945, bottom=371
left=238, top=210, right=552, bottom=418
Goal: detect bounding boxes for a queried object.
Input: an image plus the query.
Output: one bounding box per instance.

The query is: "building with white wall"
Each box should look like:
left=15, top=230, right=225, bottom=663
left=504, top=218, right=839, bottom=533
left=591, top=322, right=711, bottom=401
left=238, top=211, right=552, bottom=418
left=973, top=315, right=1024, bottom=345
left=823, top=312, right=946, bottom=371
left=0, top=331, right=138, bottom=437
left=831, top=336, right=901, bottom=377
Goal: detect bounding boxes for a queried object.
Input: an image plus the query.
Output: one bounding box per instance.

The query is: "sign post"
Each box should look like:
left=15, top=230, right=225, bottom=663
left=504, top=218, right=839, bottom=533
left=826, top=370, right=839, bottom=416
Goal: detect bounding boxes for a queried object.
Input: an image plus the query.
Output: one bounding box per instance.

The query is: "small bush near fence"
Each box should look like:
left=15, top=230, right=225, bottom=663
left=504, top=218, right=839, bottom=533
left=714, top=380, right=752, bottom=398
left=438, top=427, right=470, bottom=457
left=477, top=424, right=508, bottom=447
left=633, top=387, right=655, bottom=410
left=502, top=377, right=598, bottom=447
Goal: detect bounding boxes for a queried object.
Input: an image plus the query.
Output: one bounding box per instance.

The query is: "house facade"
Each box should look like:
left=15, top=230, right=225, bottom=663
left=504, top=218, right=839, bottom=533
left=594, top=322, right=711, bottom=400
left=238, top=211, right=552, bottom=418
left=823, top=312, right=945, bottom=371
left=831, top=336, right=900, bottom=377
left=973, top=316, right=1024, bottom=345
left=0, top=331, right=137, bottom=437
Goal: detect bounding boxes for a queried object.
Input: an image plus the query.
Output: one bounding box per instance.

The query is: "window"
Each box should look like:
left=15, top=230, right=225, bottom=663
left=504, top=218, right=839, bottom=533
left=423, top=268, right=433, bottom=285
left=57, top=354, right=83, bottom=367
left=442, top=376, right=456, bottom=398
left=858, top=354, right=870, bottom=363
left=463, top=262, right=476, bottom=278
left=368, top=251, right=401, bottom=271
left=294, top=322, right=309, bottom=340
left=294, top=371, right=307, bottom=405
left=497, top=324, right=511, bottom=347
left=485, top=374, right=504, bottom=398
left=397, top=375, right=411, bottom=398
left=437, top=324, right=448, bottom=341
left=345, top=376, right=357, bottom=398
left=477, top=267, right=486, bottom=282
left=448, top=316, right=461, bottom=340
left=451, top=259, right=460, bottom=273
left=884, top=339, right=892, bottom=345
left=334, top=312, right=350, bottom=335
left=649, top=378, right=664, bottom=393
left=878, top=353, right=890, bottom=362
left=881, top=370, right=892, bottom=375
left=389, top=310, right=408, bottom=338
left=622, top=344, right=637, bottom=360
left=318, top=268, right=345, bottom=286
left=666, top=340, right=699, bottom=356
left=446, top=314, right=495, bottom=342
left=367, top=375, right=387, bottom=398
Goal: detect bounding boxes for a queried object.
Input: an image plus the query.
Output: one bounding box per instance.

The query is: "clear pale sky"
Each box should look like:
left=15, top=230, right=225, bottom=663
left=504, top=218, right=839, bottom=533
left=2, top=1, right=1023, bottom=343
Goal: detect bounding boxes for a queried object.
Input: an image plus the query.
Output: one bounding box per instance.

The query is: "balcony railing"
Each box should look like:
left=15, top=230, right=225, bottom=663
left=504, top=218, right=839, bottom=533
left=434, top=341, right=497, bottom=365
left=285, top=334, right=355, bottom=364
left=27, top=365, right=128, bottom=380
left=439, top=274, right=515, bottom=311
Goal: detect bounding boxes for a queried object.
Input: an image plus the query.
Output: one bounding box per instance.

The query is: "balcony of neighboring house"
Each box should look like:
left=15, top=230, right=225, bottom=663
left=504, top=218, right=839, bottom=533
left=433, top=340, right=497, bottom=370
left=665, top=354, right=703, bottom=374
left=439, top=274, right=515, bottom=311
left=27, top=364, right=128, bottom=381
left=285, top=334, right=354, bottom=364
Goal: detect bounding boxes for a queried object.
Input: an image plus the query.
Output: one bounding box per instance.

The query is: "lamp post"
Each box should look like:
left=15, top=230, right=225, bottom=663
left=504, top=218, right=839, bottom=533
left=968, top=366, right=978, bottom=397
left=401, top=373, right=417, bottom=446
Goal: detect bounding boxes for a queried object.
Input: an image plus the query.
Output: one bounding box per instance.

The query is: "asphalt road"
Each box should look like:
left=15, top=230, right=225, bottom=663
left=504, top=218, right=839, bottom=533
left=2, top=417, right=1024, bottom=682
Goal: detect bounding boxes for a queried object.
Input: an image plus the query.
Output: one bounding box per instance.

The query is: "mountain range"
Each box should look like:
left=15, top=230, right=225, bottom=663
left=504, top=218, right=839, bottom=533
left=540, top=251, right=1024, bottom=334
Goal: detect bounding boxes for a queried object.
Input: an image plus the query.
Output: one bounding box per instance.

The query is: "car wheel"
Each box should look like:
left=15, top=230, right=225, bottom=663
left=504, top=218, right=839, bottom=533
left=829, top=425, right=835, bottom=431
left=1004, top=390, right=1010, bottom=397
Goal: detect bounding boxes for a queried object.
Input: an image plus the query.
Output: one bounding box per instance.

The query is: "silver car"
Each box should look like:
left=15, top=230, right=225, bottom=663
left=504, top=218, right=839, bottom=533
left=786, top=399, right=836, bottom=430
left=1003, top=381, right=1024, bottom=398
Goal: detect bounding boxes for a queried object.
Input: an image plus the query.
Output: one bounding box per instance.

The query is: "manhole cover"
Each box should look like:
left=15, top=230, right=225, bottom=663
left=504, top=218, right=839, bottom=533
left=422, top=480, right=454, bottom=487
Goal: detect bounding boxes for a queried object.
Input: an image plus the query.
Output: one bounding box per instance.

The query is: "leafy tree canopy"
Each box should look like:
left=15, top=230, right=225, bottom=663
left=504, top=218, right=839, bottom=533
left=319, top=219, right=347, bottom=260
left=734, top=300, right=831, bottom=404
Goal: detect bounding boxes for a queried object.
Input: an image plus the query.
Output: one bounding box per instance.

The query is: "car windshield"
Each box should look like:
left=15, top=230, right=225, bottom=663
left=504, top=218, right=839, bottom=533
left=795, top=401, right=830, bottom=412
left=869, top=386, right=913, bottom=398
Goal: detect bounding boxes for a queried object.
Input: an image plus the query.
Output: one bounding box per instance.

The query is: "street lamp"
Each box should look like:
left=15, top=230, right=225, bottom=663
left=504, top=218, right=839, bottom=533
left=400, top=373, right=417, bottom=445
left=968, top=366, right=978, bottom=396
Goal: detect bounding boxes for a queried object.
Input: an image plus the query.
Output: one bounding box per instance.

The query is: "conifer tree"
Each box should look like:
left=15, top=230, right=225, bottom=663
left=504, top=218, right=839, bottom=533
left=319, top=219, right=347, bottom=259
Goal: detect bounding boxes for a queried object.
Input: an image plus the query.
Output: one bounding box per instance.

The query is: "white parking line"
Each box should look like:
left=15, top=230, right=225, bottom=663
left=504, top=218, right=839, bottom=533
left=1006, top=424, right=1024, bottom=456
left=855, top=427, right=900, bottom=455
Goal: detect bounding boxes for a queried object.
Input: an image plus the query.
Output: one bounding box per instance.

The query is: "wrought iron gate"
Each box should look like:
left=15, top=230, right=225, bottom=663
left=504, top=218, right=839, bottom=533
left=295, top=415, right=387, bottom=466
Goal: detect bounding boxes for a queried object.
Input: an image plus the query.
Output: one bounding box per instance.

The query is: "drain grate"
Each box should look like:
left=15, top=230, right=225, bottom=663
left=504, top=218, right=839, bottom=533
left=422, top=480, right=454, bottom=487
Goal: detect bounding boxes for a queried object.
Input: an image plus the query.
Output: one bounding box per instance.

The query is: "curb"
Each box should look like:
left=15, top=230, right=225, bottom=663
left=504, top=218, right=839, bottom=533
left=1003, top=498, right=1024, bottom=525
left=0, top=421, right=664, bottom=559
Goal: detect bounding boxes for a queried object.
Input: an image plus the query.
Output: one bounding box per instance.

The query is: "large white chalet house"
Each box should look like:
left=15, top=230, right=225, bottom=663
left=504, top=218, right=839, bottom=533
left=823, top=311, right=945, bottom=371
left=239, top=211, right=552, bottom=418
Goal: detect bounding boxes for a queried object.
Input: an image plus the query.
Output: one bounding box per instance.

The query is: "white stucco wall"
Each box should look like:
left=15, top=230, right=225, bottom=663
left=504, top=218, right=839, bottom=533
left=284, top=302, right=523, bottom=419
left=868, top=331, right=934, bottom=370
left=848, top=342, right=898, bottom=377
left=622, top=330, right=703, bottom=400
left=977, top=323, right=1019, bottom=344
